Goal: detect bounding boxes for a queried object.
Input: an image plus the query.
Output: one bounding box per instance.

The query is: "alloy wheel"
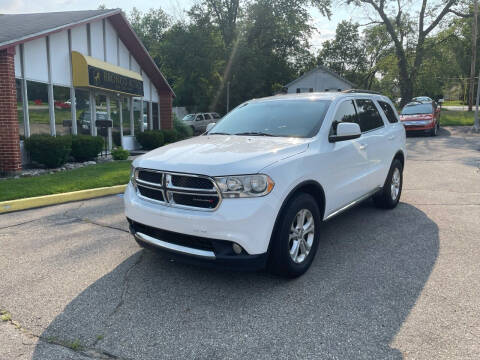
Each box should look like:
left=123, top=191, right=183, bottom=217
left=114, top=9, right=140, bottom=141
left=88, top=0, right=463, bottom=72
left=288, top=209, right=315, bottom=264
left=391, top=168, right=401, bottom=201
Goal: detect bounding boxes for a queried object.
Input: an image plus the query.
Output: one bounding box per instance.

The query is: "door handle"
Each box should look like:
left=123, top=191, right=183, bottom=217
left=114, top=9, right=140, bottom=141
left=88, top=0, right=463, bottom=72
left=388, top=135, right=395, bottom=140
left=359, top=143, right=367, bottom=150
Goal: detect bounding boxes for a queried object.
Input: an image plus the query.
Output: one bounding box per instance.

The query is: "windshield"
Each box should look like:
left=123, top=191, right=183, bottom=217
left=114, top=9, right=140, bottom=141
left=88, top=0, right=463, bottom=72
left=183, top=114, right=195, bottom=121
left=401, top=104, right=433, bottom=115
left=209, top=99, right=331, bottom=138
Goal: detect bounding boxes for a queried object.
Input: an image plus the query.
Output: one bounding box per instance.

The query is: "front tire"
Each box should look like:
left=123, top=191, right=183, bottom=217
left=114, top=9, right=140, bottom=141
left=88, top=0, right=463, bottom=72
left=373, top=159, right=403, bottom=209
left=268, top=193, right=321, bottom=278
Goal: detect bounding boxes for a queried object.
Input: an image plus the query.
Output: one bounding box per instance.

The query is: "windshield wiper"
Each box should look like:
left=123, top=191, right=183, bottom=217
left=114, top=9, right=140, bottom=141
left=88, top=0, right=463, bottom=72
left=208, top=132, right=232, bottom=135
left=234, top=131, right=277, bottom=137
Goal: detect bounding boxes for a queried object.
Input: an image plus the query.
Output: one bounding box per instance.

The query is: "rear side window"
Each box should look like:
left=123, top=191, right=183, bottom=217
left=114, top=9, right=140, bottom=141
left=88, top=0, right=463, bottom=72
left=330, top=100, right=358, bottom=135
left=204, top=113, right=212, bottom=120
left=355, top=99, right=384, bottom=132
left=378, top=101, right=398, bottom=123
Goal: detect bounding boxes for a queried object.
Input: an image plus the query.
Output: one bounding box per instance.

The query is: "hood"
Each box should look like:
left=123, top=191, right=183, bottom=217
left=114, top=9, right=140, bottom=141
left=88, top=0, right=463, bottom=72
left=134, top=135, right=310, bottom=176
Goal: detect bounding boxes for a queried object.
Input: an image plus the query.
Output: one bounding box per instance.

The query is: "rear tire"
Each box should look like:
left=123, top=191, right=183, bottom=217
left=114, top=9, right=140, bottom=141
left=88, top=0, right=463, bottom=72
left=268, top=193, right=321, bottom=278
left=373, top=159, right=403, bottom=209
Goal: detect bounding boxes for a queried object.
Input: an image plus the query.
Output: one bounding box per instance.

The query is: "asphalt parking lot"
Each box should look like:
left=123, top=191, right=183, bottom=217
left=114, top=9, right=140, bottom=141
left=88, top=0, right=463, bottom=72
left=1, top=127, right=479, bottom=360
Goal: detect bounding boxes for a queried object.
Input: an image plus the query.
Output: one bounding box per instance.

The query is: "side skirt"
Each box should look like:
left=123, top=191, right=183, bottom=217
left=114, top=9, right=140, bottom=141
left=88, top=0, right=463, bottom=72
left=324, top=187, right=382, bottom=221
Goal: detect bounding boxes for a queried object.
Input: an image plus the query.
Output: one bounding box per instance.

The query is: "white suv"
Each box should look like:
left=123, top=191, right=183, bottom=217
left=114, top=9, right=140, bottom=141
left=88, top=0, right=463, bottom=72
left=125, top=92, right=406, bottom=277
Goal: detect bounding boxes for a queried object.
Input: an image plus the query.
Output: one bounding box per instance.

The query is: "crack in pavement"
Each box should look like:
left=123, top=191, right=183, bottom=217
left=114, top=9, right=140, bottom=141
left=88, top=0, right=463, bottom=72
left=108, top=251, right=145, bottom=320
left=1, top=308, right=131, bottom=360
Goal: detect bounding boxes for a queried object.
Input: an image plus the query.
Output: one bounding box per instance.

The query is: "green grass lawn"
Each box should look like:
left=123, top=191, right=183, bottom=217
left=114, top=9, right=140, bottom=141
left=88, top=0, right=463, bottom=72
left=442, top=100, right=466, bottom=106
left=0, top=161, right=131, bottom=202
left=441, top=110, right=474, bottom=126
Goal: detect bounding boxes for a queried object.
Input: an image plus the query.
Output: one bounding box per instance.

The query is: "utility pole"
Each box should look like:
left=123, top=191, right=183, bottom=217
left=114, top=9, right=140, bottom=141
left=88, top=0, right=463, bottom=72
left=470, top=0, right=478, bottom=111
left=475, top=0, right=480, bottom=132
left=226, top=81, right=230, bottom=113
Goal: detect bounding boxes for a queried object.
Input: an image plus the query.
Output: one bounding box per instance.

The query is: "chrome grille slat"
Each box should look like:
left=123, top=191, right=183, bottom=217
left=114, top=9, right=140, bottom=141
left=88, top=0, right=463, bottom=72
left=134, top=169, right=221, bottom=211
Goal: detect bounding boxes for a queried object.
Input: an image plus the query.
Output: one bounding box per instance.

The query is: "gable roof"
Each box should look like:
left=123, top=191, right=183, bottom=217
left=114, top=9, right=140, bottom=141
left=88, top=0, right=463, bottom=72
left=0, top=9, right=174, bottom=96
left=285, top=65, right=355, bottom=89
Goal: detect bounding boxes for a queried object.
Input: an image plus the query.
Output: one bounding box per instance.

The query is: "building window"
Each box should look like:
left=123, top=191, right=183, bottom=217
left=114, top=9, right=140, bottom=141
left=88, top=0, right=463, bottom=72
left=152, top=102, right=159, bottom=130
left=53, top=86, right=71, bottom=135
left=133, top=99, right=142, bottom=134
left=110, top=99, right=121, bottom=146
left=309, top=88, right=314, bottom=92
left=122, top=97, right=131, bottom=136
left=15, top=79, right=25, bottom=138
left=143, top=101, right=149, bottom=130
left=296, top=88, right=300, bottom=93
left=76, top=89, right=91, bottom=135
left=26, top=81, right=50, bottom=135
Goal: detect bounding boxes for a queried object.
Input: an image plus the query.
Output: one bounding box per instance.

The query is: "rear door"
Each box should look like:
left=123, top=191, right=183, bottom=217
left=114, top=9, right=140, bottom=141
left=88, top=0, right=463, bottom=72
left=195, top=114, right=205, bottom=132
left=354, top=98, right=389, bottom=189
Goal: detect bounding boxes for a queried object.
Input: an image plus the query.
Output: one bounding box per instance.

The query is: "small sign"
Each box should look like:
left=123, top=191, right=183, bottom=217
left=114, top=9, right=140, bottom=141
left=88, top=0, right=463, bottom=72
left=88, top=65, right=144, bottom=97
left=96, top=120, right=113, bottom=128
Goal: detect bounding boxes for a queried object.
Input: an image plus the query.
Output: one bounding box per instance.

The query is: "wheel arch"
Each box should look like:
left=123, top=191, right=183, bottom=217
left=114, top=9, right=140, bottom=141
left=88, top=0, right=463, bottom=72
left=267, top=180, right=326, bottom=254
left=393, top=150, right=405, bottom=168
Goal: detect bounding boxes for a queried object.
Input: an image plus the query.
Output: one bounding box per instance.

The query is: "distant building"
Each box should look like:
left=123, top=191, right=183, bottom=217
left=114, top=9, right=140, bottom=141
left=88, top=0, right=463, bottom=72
left=0, top=9, right=174, bottom=174
left=284, top=65, right=354, bottom=94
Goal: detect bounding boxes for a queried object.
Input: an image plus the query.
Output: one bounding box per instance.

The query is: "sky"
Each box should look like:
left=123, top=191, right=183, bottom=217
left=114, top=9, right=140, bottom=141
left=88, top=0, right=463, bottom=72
left=0, top=0, right=366, bottom=48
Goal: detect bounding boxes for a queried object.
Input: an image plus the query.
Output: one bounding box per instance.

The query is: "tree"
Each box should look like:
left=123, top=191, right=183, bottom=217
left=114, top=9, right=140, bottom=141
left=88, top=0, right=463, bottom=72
left=347, top=0, right=468, bottom=106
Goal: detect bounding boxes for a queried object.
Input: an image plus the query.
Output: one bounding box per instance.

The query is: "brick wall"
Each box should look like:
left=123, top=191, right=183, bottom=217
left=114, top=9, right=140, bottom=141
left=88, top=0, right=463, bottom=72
left=0, top=47, right=21, bottom=175
left=159, top=91, right=173, bottom=130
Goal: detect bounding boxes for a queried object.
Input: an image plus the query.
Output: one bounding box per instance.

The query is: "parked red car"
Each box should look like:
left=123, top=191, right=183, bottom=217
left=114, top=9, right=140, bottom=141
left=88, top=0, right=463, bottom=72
left=399, top=101, right=440, bottom=136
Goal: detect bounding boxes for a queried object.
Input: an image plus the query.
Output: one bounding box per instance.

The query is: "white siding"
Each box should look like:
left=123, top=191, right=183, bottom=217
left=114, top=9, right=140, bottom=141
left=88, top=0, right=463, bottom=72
left=105, top=20, right=117, bottom=64
left=14, top=45, right=21, bottom=78
left=143, top=74, right=151, bottom=101
left=24, top=37, right=48, bottom=82
left=71, top=24, right=88, bottom=55
left=287, top=69, right=352, bottom=94
left=152, top=87, right=159, bottom=103
left=49, top=30, right=71, bottom=86
left=90, top=20, right=104, bottom=60
left=118, top=40, right=129, bottom=69
left=131, top=57, right=140, bottom=73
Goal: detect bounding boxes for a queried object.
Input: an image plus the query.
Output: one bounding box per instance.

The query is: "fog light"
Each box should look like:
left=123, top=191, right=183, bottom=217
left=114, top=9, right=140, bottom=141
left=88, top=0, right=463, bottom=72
left=232, top=243, right=242, bottom=254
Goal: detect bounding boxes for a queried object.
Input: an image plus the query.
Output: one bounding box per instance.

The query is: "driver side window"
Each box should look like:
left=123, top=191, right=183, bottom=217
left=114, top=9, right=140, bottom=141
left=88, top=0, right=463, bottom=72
left=196, top=114, right=204, bottom=121
left=330, top=100, right=358, bottom=135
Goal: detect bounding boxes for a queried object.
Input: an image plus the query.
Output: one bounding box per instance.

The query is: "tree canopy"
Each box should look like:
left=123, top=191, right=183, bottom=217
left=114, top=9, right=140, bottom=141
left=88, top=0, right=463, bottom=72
left=129, top=0, right=475, bottom=112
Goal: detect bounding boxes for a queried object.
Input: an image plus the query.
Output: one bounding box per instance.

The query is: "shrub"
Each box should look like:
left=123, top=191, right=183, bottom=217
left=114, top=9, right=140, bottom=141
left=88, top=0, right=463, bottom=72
left=71, top=135, right=104, bottom=162
left=111, top=147, right=129, bottom=160
left=24, top=134, right=72, bottom=168
left=162, top=129, right=178, bottom=144
left=174, top=119, right=193, bottom=140
left=136, top=130, right=165, bottom=150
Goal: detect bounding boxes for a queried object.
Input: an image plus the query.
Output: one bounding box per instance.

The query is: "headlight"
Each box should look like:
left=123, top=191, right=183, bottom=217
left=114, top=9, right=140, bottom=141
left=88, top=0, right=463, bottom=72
left=214, top=174, right=274, bottom=198
left=130, top=166, right=137, bottom=188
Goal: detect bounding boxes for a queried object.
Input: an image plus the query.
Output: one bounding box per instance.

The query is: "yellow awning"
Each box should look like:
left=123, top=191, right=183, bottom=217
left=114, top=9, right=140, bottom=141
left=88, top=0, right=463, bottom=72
left=71, top=51, right=144, bottom=97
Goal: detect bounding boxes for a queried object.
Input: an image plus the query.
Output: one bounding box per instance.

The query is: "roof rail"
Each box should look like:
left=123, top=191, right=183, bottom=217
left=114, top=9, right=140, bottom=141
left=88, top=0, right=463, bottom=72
left=342, top=89, right=381, bottom=95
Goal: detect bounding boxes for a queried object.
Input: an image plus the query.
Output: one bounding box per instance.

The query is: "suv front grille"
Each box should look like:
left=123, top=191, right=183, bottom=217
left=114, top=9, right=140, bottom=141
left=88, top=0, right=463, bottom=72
left=171, top=175, right=213, bottom=189
left=134, top=169, right=221, bottom=211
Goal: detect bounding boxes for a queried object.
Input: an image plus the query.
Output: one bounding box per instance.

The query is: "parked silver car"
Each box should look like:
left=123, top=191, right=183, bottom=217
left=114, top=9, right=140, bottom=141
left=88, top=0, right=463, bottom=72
left=182, top=112, right=221, bottom=134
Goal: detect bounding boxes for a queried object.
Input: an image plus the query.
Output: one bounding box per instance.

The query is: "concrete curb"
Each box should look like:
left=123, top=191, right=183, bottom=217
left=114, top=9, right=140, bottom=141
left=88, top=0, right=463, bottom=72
left=0, top=184, right=127, bottom=214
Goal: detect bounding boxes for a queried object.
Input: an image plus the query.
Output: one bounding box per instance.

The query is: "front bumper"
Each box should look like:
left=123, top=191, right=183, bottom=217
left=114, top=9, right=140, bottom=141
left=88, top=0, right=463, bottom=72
left=128, top=219, right=268, bottom=270
left=124, top=182, right=279, bottom=256
left=402, top=120, right=435, bottom=133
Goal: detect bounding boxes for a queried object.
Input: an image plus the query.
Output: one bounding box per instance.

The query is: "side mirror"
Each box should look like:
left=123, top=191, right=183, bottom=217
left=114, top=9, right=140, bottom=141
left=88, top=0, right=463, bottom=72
left=329, top=122, right=361, bottom=143
left=206, top=123, right=215, bottom=132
